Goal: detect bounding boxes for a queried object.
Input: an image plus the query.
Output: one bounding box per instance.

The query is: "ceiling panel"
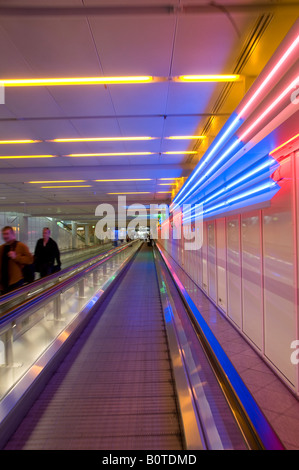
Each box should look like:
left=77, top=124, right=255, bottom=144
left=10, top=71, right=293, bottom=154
left=89, top=15, right=176, bottom=76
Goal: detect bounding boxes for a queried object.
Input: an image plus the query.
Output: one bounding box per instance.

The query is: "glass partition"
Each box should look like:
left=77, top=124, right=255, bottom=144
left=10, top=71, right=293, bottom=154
left=0, top=241, right=140, bottom=401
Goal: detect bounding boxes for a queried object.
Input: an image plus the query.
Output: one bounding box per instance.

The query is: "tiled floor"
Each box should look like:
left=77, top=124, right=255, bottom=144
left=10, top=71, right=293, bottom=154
left=160, top=246, right=299, bottom=450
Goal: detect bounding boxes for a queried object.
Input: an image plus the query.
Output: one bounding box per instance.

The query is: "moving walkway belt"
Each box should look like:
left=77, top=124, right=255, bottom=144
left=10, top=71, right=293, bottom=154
left=4, top=244, right=184, bottom=450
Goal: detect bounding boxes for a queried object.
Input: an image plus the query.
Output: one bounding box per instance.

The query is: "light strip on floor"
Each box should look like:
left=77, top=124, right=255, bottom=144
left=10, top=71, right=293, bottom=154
left=0, top=76, right=153, bottom=87
left=49, top=136, right=155, bottom=142
left=0, top=140, right=41, bottom=144
left=66, top=152, right=154, bottom=157
left=0, top=155, right=56, bottom=159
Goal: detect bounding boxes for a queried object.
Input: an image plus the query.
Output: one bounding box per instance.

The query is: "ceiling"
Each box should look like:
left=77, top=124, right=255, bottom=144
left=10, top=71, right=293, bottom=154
left=0, top=0, right=298, bottom=222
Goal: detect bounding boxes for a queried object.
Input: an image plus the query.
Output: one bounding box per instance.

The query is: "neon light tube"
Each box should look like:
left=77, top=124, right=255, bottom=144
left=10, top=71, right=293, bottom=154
left=179, top=157, right=276, bottom=218
left=0, top=155, right=55, bottom=159
left=28, top=180, right=87, bottom=184
left=165, top=136, right=206, bottom=140
left=238, top=34, right=299, bottom=118
left=41, top=185, right=92, bottom=189
left=49, top=136, right=155, bottom=143
left=239, top=76, right=299, bottom=141
left=0, top=140, right=41, bottom=144
left=183, top=180, right=278, bottom=222
left=0, top=76, right=153, bottom=87
left=171, top=35, right=299, bottom=209
left=66, top=152, right=154, bottom=157
left=171, top=113, right=242, bottom=209
left=94, top=178, right=152, bottom=182
left=176, top=75, right=241, bottom=82
left=163, top=151, right=198, bottom=155
left=270, top=133, right=299, bottom=155
left=107, top=192, right=151, bottom=195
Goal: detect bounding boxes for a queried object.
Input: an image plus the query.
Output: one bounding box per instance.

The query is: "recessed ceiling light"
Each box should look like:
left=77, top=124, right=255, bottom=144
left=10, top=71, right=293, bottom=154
left=1, top=76, right=153, bottom=87
left=27, top=180, right=87, bottom=184
left=41, top=185, right=92, bottom=189
left=66, top=152, right=154, bottom=157
left=49, top=136, right=155, bottom=143
left=0, top=140, right=41, bottom=144
left=0, top=155, right=55, bottom=159
left=165, top=136, right=206, bottom=140
left=175, top=75, right=241, bottom=82
left=94, top=178, right=152, bottom=182
left=162, top=151, right=197, bottom=155
left=107, top=192, right=151, bottom=195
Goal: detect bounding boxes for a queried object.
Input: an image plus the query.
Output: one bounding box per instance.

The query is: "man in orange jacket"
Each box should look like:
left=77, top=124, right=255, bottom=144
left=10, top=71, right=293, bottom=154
left=0, top=226, right=34, bottom=295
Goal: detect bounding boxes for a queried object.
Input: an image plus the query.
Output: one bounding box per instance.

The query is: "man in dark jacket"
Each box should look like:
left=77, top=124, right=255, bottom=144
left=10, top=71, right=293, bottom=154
left=34, top=227, right=61, bottom=278
left=0, top=226, right=34, bottom=294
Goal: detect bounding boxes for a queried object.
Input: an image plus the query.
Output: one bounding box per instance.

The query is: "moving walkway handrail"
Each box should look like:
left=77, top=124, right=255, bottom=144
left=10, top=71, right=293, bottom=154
left=0, top=241, right=128, bottom=313
left=155, top=243, right=284, bottom=451
left=0, top=241, right=137, bottom=329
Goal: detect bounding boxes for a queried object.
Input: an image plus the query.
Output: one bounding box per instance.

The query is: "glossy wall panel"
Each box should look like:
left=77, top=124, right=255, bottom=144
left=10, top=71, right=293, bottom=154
left=216, top=218, right=227, bottom=313
left=241, top=211, right=263, bottom=350
left=208, top=221, right=217, bottom=302
left=263, top=154, right=296, bottom=385
left=227, top=216, right=242, bottom=328
left=159, top=145, right=299, bottom=394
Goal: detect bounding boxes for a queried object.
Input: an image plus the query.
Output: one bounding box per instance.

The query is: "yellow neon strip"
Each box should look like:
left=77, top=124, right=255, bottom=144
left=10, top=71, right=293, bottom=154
left=94, top=178, right=152, bottom=182
left=41, top=185, right=92, bottom=189
left=28, top=180, right=87, bottom=184
left=157, top=191, right=172, bottom=193
left=176, top=74, right=241, bottom=82
left=269, top=133, right=299, bottom=155
left=166, top=136, right=206, bottom=140
left=50, top=136, right=155, bottom=143
left=0, top=76, right=153, bottom=87
left=159, top=177, right=179, bottom=180
left=0, top=140, right=41, bottom=144
left=67, top=152, right=154, bottom=157
left=107, top=192, right=151, bottom=195
left=163, top=151, right=197, bottom=155
left=0, top=155, right=55, bottom=159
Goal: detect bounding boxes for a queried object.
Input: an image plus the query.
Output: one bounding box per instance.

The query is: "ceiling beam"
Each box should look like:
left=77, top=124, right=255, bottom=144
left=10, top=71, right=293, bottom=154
left=0, top=3, right=298, bottom=16
left=0, top=163, right=193, bottom=181
left=0, top=113, right=232, bottom=123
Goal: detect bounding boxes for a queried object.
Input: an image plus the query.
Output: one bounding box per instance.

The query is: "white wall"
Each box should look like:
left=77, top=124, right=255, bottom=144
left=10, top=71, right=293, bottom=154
left=159, top=146, right=299, bottom=395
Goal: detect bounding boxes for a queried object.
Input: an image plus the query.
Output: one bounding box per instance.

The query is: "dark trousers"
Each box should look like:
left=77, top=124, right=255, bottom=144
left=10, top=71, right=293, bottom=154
left=1, top=279, right=24, bottom=295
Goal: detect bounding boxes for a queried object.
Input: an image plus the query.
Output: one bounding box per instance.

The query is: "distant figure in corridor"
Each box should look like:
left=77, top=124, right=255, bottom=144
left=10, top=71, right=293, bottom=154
left=0, top=226, right=34, bottom=295
left=34, top=227, right=61, bottom=278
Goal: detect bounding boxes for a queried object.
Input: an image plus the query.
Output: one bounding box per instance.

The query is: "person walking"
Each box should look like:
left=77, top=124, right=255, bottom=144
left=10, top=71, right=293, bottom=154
left=0, top=226, right=34, bottom=294
left=34, top=227, right=61, bottom=278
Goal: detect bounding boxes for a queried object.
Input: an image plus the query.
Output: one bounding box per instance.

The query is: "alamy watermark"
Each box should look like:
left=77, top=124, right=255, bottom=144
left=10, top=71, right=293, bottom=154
left=291, top=78, right=299, bottom=105
left=94, top=196, right=203, bottom=251
left=290, top=340, right=299, bottom=365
